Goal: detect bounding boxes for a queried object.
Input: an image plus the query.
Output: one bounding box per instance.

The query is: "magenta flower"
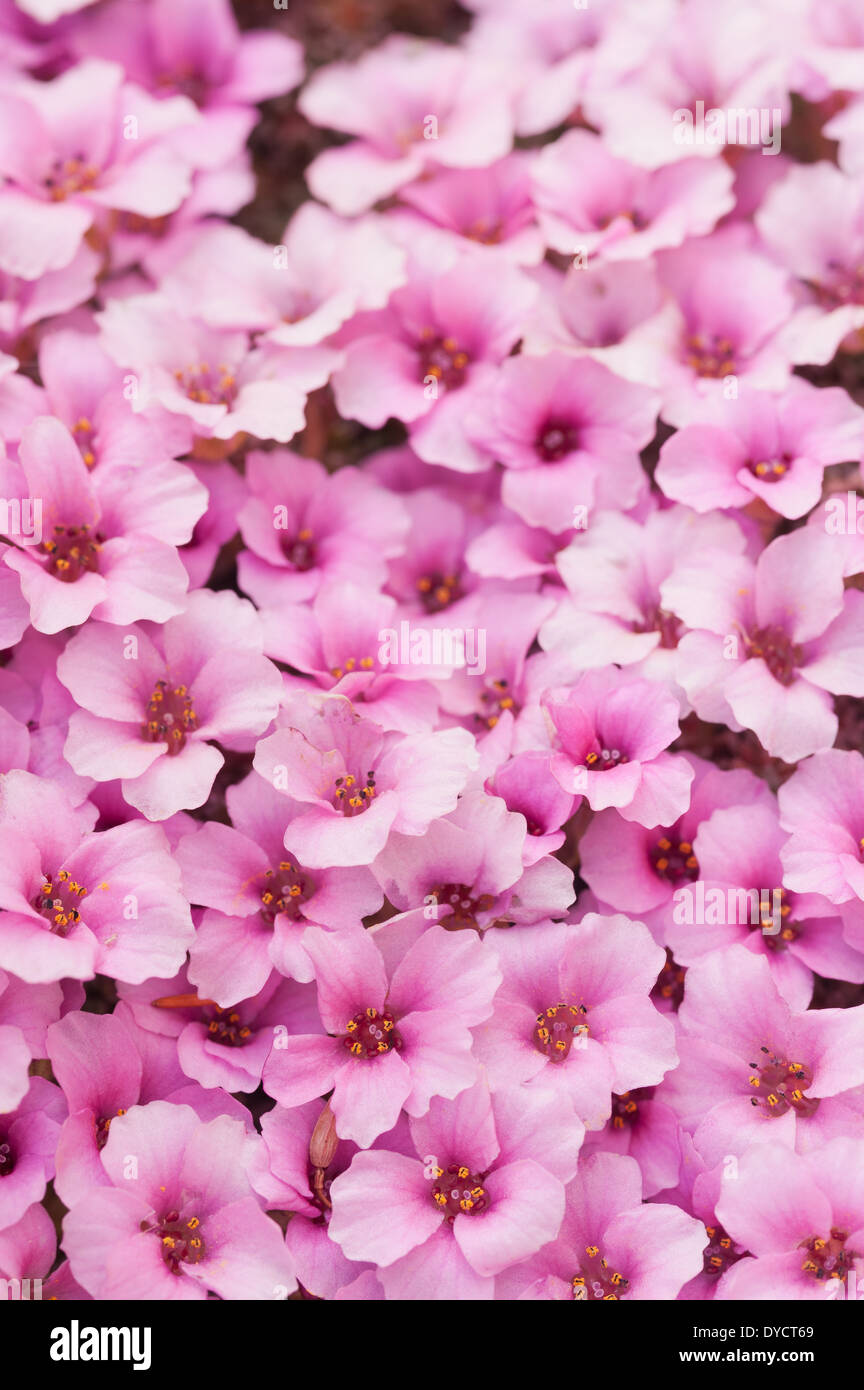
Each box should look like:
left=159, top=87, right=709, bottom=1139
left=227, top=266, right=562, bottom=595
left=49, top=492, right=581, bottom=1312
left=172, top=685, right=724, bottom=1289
left=473, top=915, right=677, bottom=1128
left=252, top=691, right=478, bottom=868
left=57, top=589, right=282, bottom=820
left=494, top=1151, right=706, bottom=1301
left=664, top=526, right=864, bottom=761
left=262, top=920, right=501, bottom=1147
left=328, top=1079, right=581, bottom=1297
left=542, top=668, right=694, bottom=827
left=62, top=1101, right=296, bottom=1299
left=0, top=769, right=193, bottom=983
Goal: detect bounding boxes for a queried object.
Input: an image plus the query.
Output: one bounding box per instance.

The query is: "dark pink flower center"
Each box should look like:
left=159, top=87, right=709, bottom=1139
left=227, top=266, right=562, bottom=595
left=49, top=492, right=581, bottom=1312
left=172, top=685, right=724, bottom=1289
left=428, top=883, right=495, bottom=931
left=151, top=1211, right=206, bottom=1273
left=95, top=1108, right=127, bottom=1151
left=416, top=571, right=462, bottom=612
left=44, top=154, right=99, bottom=201
left=816, top=260, right=864, bottom=308
left=750, top=887, right=799, bottom=953
left=343, top=1006, right=402, bottom=1058
left=281, top=528, right=317, bottom=570
left=748, top=1049, right=819, bottom=1118
left=536, top=419, right=581, bottom=462
left=0, top=1137, right=15, bottom=1176
left=430, top=1162, right=488, bottom=1219
left=745, top=624, right=801, bottom=686
left=174, top=362, right=238, bottom=407
left=417, top=331, right=470, bottom=390
left=477, top=676, right=519, bottom=730
left=651, top=950, right=687, bottom=1010
left=800, top=1229, right=858, bottom=1284
left=259, top=859, right=315, bottom=924
left=684, top=332, right=737, bottom=378
left=41, top=523, right=102, bottom=582
left=332, top=770, right=377, bottom=815
left=703, top=1223, right=744, bottom=1279
left=584, top=746, right=629, bottom=772
left=572, top=1244, right=630, bottom=1300
left=610, top=1086, right=654, bottom=1128
left=632, top=604, right=682, bottom=649
left=746, top=453, right=791, bottom=483
left=157, top=67, right=209, bottom=106
left=141, top=679, right=199, bottom=756
left=205, top=1007, right=251, bottom=1047
left=651, top=833, right=699, bottom=883
left=533, top=1002, right=588, bottom=1062
left=33, top=868, right=88, bottom=936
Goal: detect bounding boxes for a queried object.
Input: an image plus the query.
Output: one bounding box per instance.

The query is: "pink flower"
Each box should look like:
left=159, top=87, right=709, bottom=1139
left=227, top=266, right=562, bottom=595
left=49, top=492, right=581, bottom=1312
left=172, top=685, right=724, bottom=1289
left=778, top=748, right=864, bottom=904
left=465, top=351, right=658, bottom=530
left=299, top=36, right=515, bottom=216
left=0, top=1076, right=66, bottom=1231
left=0, top=769, right=193, bottom=983
left=531, top=129, right=734, bottom=260
left=372, top=789, right=576, bottom=929
left=0, top=415, right=198, bottom=633
left=248, top=1100, right=372, bottom=1300
left=665, top=798, right=864, bottom=1009
left=0, top=967, right=62, bottom=1111
left=579, top=755, right=773, bottom=931
left=388, top=154, right=544, bottom=267
left=46, top=1002, right=247, bottom=1207
left=664, top=526, right=864, bottom=761
left=62, top=1101, right=296, bottom=1299
left=0, top=59, right=198, bottom=279
left=176, top=768, right=383, bottom=1003
left=262, top=920, right=501, bottom=1147
left=656, top=380, right=864, bottom=519
left=327, top=1078, right=581, bottom=1297
left=97, top=292, right=335, bottom=446
left=0, top=1201, right=89, bottom=1301
left=332, top=258, right=536, bottom=471
left=69, top=0, right=303, bottom=114
left=237, top=451, right=409, bottom=609
left=495, top=1151, right=706, bottom=1300
left=662, top=945, right=864, bottom=1165
left=473, top=915, right=677, bottom=1129
left=542, top=668, right=694, bottom=827
left=252, top=691, right=477, bottom=868
left=756, top=162, right=864, bottom=365
left=714, top=1137, right=864, bottom=1300
left=57, top=589, right=282, bottom=820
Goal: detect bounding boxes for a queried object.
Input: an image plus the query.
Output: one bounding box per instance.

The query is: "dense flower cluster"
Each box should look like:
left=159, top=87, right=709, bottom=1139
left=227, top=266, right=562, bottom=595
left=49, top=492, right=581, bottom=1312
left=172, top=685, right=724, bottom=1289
left=1, top=0, right=864, bottom=1303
